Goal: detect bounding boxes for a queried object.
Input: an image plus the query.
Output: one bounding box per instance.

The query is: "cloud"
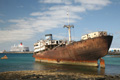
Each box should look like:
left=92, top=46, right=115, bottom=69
left=0, top=19, right=4, bottom=23
left=39, top=0, right=111, bottom=6
left=0, top=29, right=34, bottom=43
left=75, top=0, right=111, bottom=6
left=39, top=0, right=63, bottom=3
left=80, top=0, right=111, bottom=10
left=38, top=0, right=72, bottom=4
left=0, top=0, right=111, bottom=43
left=49, top=5, right=86, bottom=13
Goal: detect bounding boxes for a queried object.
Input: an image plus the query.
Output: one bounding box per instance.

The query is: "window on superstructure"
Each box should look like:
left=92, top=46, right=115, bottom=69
left=59, top=41, right=63, bottom=44
left=88, top=35, right=91, bottom=38
left=56, top=41, right=58, bottom=44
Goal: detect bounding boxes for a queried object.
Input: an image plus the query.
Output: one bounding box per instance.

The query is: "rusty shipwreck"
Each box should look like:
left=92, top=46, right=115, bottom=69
left=33, top=25, right=113, bottom=67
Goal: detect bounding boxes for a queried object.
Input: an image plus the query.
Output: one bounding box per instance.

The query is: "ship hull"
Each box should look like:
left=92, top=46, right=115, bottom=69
left=33, top=35, right=113, bottom=66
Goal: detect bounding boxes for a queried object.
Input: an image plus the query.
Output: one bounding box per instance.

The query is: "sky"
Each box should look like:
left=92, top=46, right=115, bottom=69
left=0, top=0, right=120, bottom=51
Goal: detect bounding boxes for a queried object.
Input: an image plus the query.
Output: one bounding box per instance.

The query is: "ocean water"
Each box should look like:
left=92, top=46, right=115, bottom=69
left=0, top=53, right=120, bottom=75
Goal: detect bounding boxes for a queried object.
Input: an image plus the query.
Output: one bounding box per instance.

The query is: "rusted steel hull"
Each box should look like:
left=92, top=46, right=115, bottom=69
left=33, top=36, right=113, bottom=66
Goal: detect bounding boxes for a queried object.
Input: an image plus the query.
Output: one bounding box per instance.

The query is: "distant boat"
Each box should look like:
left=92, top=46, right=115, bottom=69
left=1, top=55, right=8, bottom=59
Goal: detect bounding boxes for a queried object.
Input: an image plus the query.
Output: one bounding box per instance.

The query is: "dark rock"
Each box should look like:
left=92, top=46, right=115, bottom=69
left=77, top=78, right=87, bottom=80
left=110, top=75, right=114, bottom=78
left=104, top=75, right=108, bottom=77
left=21, top=75, right=32, bottom=79
left=35, top=75, right=40, bottom=78
left=115, top=75, right=120, bottom=78
left=95, top=77, right=105, bottom=80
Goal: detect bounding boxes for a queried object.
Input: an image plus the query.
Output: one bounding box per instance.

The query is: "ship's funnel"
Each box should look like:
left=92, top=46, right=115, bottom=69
left=20, top=42, right=22, bottom=45
left=45, top=34, right=52, bottom=40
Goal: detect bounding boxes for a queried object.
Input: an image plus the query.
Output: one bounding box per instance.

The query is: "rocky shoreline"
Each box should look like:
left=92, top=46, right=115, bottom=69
left=0, top=70, right=120, bottom=80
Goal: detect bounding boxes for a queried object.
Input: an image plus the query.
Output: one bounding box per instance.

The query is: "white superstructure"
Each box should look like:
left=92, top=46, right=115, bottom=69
left=81, top=31, right=107, bottom=40
left=10, top=43, right=29, bottom=52
left=34, top=34, right=66, bottom=53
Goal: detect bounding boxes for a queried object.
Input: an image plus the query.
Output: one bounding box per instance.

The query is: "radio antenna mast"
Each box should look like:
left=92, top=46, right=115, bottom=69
left=64, top=9, right=74, bottom=43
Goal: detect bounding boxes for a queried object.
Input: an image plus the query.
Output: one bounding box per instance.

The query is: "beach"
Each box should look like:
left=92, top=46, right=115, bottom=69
left=0, top=69, right=105, bottom=80
left=0, top=69, right=120, bottom=80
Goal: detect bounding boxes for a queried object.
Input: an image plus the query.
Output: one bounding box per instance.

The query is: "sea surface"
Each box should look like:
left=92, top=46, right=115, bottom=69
left=0, top=53, right=120, bottom=75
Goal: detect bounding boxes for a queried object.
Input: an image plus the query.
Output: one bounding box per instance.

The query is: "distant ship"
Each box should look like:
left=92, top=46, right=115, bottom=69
left=10, top=42, right=29, bottom=52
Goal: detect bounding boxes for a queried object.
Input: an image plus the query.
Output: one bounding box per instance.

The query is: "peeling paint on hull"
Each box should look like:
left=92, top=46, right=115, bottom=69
left=33, top=36, right=113, bottom=67
left=35, top=58, right=98, bottom=66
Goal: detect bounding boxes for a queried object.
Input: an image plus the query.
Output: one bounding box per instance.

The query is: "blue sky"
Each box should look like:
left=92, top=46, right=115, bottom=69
left=0, top=0, right=120, bottom=51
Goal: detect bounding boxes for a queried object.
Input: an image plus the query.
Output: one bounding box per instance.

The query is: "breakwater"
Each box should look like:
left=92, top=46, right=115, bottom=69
left=1, top=51, right=33, bottom=54
left=108, top=52, right=120, bottom=55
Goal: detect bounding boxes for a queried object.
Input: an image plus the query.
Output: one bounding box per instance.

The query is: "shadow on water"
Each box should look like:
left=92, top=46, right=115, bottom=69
left=33, top=62, right=105, bottom=75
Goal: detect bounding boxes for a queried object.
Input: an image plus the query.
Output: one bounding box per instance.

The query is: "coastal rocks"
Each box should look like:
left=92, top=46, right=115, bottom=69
left=0, top=70, right=120, bottom=80
left=104, top=75, right=120, bottom=80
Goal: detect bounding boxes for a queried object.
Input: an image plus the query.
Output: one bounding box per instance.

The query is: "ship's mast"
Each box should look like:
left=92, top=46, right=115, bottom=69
left=64, top=9, right=74, bottom=43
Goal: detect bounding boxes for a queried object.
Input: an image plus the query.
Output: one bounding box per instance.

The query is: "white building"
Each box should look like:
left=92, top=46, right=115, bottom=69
left=109, top=48, right=120, bottom=52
